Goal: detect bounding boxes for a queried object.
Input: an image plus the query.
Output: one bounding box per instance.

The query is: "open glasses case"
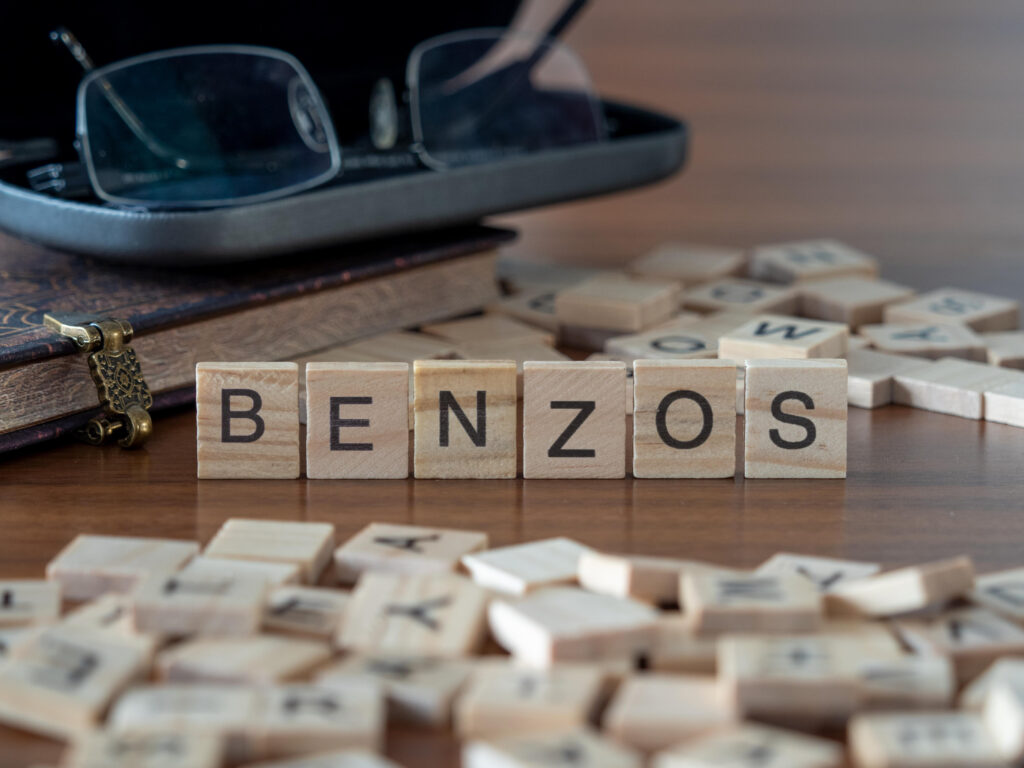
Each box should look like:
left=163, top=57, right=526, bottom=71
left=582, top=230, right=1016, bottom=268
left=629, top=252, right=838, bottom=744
left=0, top=2, right=688, bottom=265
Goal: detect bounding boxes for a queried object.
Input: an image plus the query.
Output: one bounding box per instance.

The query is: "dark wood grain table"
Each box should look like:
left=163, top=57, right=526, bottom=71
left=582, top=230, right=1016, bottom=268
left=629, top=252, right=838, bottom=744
left=4, top=2, right=1024, bottom=766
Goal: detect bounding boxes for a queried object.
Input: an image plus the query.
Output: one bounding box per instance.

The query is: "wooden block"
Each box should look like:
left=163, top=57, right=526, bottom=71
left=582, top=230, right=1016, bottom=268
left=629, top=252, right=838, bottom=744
left=157, top=634, right=332, bottom=684
left=260, top=683, right=384, bottom=759
left=718, top=634, right=860, bottom=726
left=604, top=312, right=748, bottom=361
left=892, top=357, right=1024, bottom=419
left=856, top=655, right=956, bottom=709
left=0, top=580, right=60, bottom=627
left=46, top=534, right=198, bottom=601
left=464, top=727, right=642, bottom=768
left=628, top=242, right=746, bottom=285
left=65, top=731, right=224, bottom=768
left=196, top=362, right=300, bottom=479
left=682, top=277, right=800, bottom=315
left=132, top=568, right=267, bottom=637
left=883, top=287, right=1020, bottom=332
left=60, top=594, right=160, bottom=660
left=846, top=349, right=933, bottom=409
left=554, top=274, right=679, bottom=333
left=336, top=572, right=487, bottom=656
left=960, top=658, right=1024, bottom=710
left=719, top=315, right=848, bottom=360
left=585, top=354, right=634, bottom=415
left=828, top=556, right=975, bottom=618
left=184, top=555, right=300, bottom=587
left=632, top=359, right=737, bottom=479
left=0, top=627, right=147, bottom=739
left=522, top=361, right=627, bottom=479
left=646, top=615, right=718, bottom=673
left=413, top=360, right=517, bottom=479
left=653, top=722, right=843, bottom=768
left=0, top=626, right=40, bottom=660
left=423, top=314, right=554, bottom=347
left=860, top=322, right=987, bottom=361
left=985, top=380, right=1024, bottom=428
left=799, top=277, right=916, bottom=329
left=983, top=331, right=1024, bottom=369
left=577, top=552, right=704, bottom=606
left=263, top=586, right=350, bottom=638
left=461, top=538, right=591, bottom=596
left=487, top=285, right=560, bottom=333
left=237, top=752, right=402, bottom=768
left=819, top=620, right=906, bottom=659
left=849, top=334, right=871, bottom=350
left=454, top=660, right=605, bottom=739
left=743, top=359, right=848, bottom=479
left=749, top=239, right=879, bottom=284
left=488, top=587, right=659, bottom=667
left=982, top=676, right=1024, bottom=763
left=849, top=711, right=1006, bottom=768
left=335, top=522, right=488, bottom=584
left=682, top=570, right=822, bottom=636
left=305, top=363, right=409, bottom=479
left=756, top=553, right=881, bottom=592
left=204, top=519, right=336, bottom=585
left=973, top=567, right=1024, bottom=623
left=894, top=607, right=1024, bottom=684
left=317, top=653, right=474, bottom=726
left=603, top=673, right=735, bottom=753
left=342, top=330, right=459, bottom=362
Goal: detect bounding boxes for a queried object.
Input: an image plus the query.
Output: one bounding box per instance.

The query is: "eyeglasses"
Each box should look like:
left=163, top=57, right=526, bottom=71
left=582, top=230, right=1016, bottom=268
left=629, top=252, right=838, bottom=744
left=22, top=2, right=606, bottom=210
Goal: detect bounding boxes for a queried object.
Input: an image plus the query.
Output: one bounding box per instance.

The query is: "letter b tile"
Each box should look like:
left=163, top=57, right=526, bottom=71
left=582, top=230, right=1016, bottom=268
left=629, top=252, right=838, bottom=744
left=196, top=362, right=299, bottom=479
left=744, top=359, right=847, bottom=479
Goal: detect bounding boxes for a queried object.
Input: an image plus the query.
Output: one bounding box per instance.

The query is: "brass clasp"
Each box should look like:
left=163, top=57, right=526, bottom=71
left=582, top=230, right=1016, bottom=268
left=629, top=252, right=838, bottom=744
left=43, top=314, right=154, bottom=448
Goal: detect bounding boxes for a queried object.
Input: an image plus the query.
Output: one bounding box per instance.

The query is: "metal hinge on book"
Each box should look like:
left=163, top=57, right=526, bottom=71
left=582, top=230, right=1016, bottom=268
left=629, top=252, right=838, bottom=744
left=42, top=314, right=154, bottom=448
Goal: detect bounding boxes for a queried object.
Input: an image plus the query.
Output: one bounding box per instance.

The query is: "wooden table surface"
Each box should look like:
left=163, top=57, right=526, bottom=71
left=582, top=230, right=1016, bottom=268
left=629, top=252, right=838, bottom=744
left=4, top=2, right=1024, bottom=766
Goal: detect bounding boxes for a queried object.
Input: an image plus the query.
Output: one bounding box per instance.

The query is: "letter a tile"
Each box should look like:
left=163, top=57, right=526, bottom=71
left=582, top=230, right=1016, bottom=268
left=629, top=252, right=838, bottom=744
left=744, top=359, right=847, bottom=479
left=413, top=360, right=517, bottom=479
left=196, top=362, right=299, bottom=479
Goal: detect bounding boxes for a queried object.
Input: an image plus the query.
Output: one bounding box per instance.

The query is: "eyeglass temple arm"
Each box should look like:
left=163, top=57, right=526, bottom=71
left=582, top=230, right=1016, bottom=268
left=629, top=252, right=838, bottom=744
left=51, top=27, right=191, bottom=170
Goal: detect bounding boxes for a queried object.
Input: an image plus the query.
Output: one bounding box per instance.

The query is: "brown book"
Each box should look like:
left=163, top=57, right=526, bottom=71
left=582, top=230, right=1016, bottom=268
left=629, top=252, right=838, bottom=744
left=0, top=226, right=513, bottom=452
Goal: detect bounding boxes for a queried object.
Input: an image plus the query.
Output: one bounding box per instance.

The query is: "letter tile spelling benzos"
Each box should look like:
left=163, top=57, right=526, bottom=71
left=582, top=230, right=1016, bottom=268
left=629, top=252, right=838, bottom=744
left=461, top=537, right=592, bottom=596
left=719, top=315, right=849, bottom=360
left=488, top=587, right=659, bottom=667
left=334, top=522, right=489, bottom=584
left=827, top=556, right=975, bottom=618
left=156, top=634, right=332, bottom=684
left=131, top=568, right=267, bottom=637
left=46, top=534, right=199, bottom=601
left=883, top=287, right=1020, bottom=332
left=464, top=727, right=643, bottom=768
left=743, top=359, right=847, bottom=479
left=454, top=660, right=606, bottom=739
left=554, top=273, right=679, bottom=334
left=652, top=722, right=843, bottom=768
left=749, top=238, right=880, bottom=284
left=682, top=278, right=800, bottom=316
left=860, top=322, right=988, bottom=361
left=196, top=362, right=300, bottom=479
left=602, top=673, right=736, bottom=753
left=632, top=359, right=737, bottom=479
left=64, top=731, right=224, bottom=768
left=336, top=572, right=488, bottom=656
left=522, top=361, right=627, bottom=479
left=849, top=711, right=1006, bottom=768
left=798, top=277, right=916, bottom=329
left=681, top=570, right=822, bottom=635
left=0, top=580, right=60, bottom=627
left=263, top=585, right=350, bottom=638
left=204, top=518, right=336, bottom=584
left=305, top=362, right=409, bottom=480
left=317, top=653, right=475, bottom=726
left=628, top=242, right=746, bottom=285
left=413, top=360, right=517, bottom=479
left=0, top=626, right=148, bottom=740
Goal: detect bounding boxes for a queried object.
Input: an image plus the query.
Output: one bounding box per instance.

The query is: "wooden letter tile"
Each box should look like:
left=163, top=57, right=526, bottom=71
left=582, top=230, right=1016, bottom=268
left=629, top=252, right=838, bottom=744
left=413, top=360, right=517, bottom=479
left=46, top=534, right=198, bottom=601
left=132, top=568, right=267, bottom=637
left=653, top=722, right=843, bottom=768
left=983, top=675, right=1024, bottom=763
left=883, top=287, right=1020, bottom=332
left=461, top=537, right=591, bottom=596
left=682, top=277, right=800, bottom=315
left=983, top=331, right=1024, bottom=369
left=628, top=242, right=746, bottom=285
left=719, top=315, right=848, bottom=360
left=336, top=572, right=488, bottom=657
left=960, top=658, right=1024, bottom=710
left=263, top=585, right=350, bottom=638
left=799, top=277, right=915, bottom=329
left=204, top=518, right=335, bottom=585
left=157, top=634, right=332, bottom=684
left=682, top=570, right=822, bottom=635
left=0, top=580, right=60, bottom=627
left=183, top=555, right=300, bottom=587
left=603, top=315, right=715, bottom=362
left=984, top=380, right=1024, bottom=428
left=860, top=322, right=987, bottom=361
left=305, top=363, right=409, bottom=479
left=577, top=551, right=701, bottom=606
left=487, top=285, right=561, bottom=333
left=196, top=362, right=299, bottom=479
left=846, top=349, right=932, bottom=409
left=828, top=556, right=975, bottom=618
left=464, top=727, right=642, bottom=768
left=60, top=594, right=160, bottom=661
left=849, top=711, right=1006, bottom=768
left=64, top=731, right=224, bottom=768
left=555, top=273, right=679, bottom=334
left=755, top=553, right=881, bottom=592
left=422, top=314, right=555, bottom=347
left=972, top=566, right=1024, bottom=623
left=488, top=587, right=659, bottom=667
left=335, top=522, right=488, bottom=584
left=454, top=660, right=605, bottom=739
left=856, top=654, right=956, bottom=709
left=749, top=239, right=879, bottom=284
left=603, top=673, right=736, bottom=753
left=892, top=357, right=1024, bottom=420
left=744, top=359, right=847, bottom=479
left=522, top=361, right=627, bottom=479
left=632, top=359, right=737, bottom=478
left=646, top=615, right=718, bottom=674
